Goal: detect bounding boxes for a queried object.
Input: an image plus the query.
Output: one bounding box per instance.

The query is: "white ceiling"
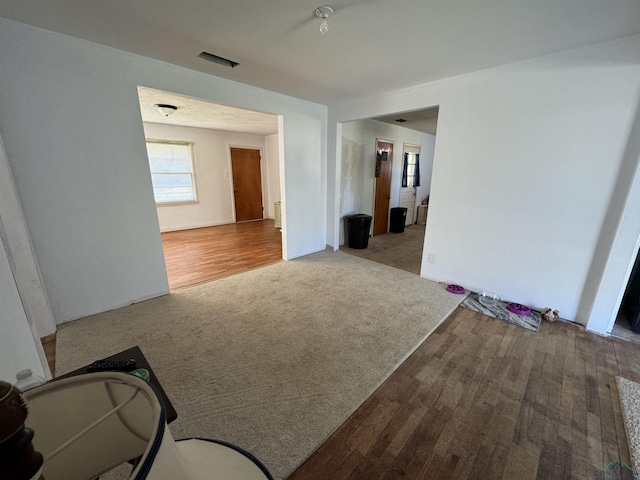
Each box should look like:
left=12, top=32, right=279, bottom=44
left=138, top=87, right=279, bottom=135
left=373, top=107, right=440, bottom=135
left=1, top=1, right=640, bottom=105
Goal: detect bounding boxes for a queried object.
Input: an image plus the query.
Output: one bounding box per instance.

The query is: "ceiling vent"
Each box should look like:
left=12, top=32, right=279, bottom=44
left=198, top=51, right=239, bottom=68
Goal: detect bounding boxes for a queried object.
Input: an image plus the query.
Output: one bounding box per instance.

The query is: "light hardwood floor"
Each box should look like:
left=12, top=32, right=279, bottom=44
left=161, top=219, right=283, bottom=290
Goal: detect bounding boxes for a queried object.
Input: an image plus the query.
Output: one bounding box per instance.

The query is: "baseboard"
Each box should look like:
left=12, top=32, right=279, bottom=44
left=160, top=218, right=273, bottom=233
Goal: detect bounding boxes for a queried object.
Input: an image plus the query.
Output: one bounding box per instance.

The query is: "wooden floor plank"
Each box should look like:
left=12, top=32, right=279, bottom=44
left=161, top=219, right=283, bottom=290
left=40, top=333, right=56, bottom=376
left=288, top=308, right=640, bottom=480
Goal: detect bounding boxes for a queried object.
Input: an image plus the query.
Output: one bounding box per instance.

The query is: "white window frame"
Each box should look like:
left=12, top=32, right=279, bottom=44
left=146, top=139, right=198, bottom=206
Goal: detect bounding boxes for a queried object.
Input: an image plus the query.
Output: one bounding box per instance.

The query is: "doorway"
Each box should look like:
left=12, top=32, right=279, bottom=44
left=136, top=86, right=283, bottom=290
left=611, top=250, right=640, bottom=344
left=399, top=144, right=421, bottom=225
left=231, top=147, right=264, bottom=222
left=373, top=140, right=393, bottom=236
left=340, top=107, right=439, bottom=275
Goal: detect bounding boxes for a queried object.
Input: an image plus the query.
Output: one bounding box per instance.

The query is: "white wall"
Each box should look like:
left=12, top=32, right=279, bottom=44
left=0, top=18, right=326, bottom=324
left=0, top=233, right=49, bottom=383
left=265, top=133, right=281, bottom=219
left=340, top=119, right=435, bottom=244
left=330, top=34, right=640, bottom=328
left=0, top=134, right=56, bottom=338
left=580, top=104, right=640, bottom=333
left=143, top=122, right=274, bottom=232
left=416, top=136, right=436, bottom=207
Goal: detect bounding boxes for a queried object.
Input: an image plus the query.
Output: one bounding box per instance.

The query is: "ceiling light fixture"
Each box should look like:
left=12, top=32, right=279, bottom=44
left=154, top=104, right=177, bottom=117
left=315, top=6, right=334, bottom=34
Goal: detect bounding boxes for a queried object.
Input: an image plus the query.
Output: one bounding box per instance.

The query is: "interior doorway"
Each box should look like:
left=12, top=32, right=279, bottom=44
left=340, top=107, right=439, bottom=275
left=136, top=86, right=283, bottom=290
left=611, top=250, right=640, bottom=344
left=231, top=147, right=264, bottom=222
left=399, top=144, right=421, bottom=225
left=373, top=140, right=393, bottom=236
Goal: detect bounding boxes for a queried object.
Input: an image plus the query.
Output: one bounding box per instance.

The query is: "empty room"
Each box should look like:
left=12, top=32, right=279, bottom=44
left=2, top=2, right=640, bottom=479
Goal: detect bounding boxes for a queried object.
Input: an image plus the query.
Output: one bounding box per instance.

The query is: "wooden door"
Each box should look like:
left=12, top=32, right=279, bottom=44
left=373, top=141, right=393, bottom=235
left=230, top=148, right=263, bottom=222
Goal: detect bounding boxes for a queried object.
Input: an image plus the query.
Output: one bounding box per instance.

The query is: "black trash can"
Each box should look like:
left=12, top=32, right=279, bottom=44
left=345, top=214, right=372, bottom=249
left=390, top=207, right=407, bottom=233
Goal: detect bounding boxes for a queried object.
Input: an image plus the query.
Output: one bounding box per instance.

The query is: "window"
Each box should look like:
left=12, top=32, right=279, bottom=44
left=146, top=141, right=197, bottom=204
left=402, top=151, right=421, bottom=188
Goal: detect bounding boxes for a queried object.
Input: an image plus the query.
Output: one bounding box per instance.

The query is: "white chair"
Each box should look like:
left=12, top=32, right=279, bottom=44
left=23, top=372, right=274, bottom=480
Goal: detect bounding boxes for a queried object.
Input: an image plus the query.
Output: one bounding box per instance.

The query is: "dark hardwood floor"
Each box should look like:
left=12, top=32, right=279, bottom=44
left=161, top=219, right=283, bottom=290
left=41, top=333, right=56, bottom=376
left=288, top=307, right=638, bottom=480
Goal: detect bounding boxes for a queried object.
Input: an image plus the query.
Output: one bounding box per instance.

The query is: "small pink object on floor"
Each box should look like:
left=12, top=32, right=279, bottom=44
left=507, top=302, right=531, bottom=316
left=446, top=284, right=465, bottom=294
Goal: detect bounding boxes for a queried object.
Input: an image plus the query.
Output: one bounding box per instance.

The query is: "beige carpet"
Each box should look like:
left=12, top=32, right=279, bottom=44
left=616, top=376, right=640, bottom=469
left=56, top=250, right=462, bottom=479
